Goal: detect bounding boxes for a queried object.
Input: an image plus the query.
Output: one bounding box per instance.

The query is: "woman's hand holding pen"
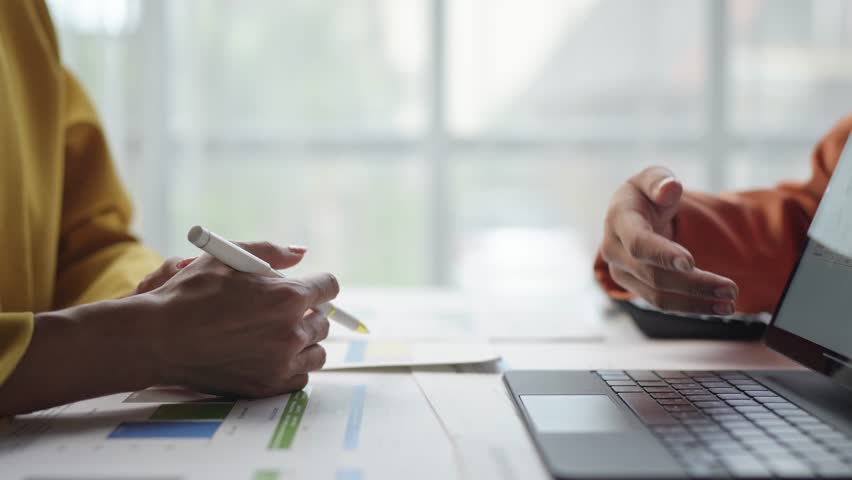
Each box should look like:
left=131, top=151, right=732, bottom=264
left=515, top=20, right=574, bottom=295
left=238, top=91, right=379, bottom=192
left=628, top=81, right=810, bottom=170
left=137, top=241, right=338, bottom=397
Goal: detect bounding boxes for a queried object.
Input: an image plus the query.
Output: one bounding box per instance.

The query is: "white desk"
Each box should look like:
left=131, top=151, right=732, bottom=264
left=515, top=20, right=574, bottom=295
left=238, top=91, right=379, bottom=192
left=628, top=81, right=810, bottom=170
left=1, top=291, right=803, bottom=480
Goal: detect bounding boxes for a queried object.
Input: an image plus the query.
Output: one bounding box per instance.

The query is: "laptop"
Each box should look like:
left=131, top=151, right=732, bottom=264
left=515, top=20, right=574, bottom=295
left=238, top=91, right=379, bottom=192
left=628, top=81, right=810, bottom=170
left=505, top=143, right=852, bottom=479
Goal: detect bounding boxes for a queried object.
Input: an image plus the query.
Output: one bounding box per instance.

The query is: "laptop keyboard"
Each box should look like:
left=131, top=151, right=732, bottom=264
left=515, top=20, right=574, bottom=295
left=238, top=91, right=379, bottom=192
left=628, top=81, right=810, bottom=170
left=596, top=370, right=852, bottom=478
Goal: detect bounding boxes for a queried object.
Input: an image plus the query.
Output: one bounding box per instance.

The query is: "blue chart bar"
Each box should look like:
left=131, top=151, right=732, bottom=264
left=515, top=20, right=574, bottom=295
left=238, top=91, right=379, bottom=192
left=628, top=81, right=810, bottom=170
left=109, top=421, right=221, bottom=439
left=343, top=385, right=367, bottom=450
left=344, top=340, right=368, bottom=363
left=336, top=468, right=364, bottom=480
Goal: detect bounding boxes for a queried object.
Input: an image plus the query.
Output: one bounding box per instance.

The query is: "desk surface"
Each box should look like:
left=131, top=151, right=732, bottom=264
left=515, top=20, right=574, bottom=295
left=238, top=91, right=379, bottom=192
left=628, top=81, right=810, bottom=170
left=1, top=290, right=805, bottom=480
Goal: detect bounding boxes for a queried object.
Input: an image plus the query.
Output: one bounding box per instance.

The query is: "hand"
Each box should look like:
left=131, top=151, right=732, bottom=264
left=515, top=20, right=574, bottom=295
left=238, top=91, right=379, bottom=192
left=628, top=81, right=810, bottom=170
left=133, top=257, right=195, bottom=295
left=133, top=245, right=307, bottom=295
left=600, top=167, right=738, bottom=315
left=140, top=241, right=336, bottom=397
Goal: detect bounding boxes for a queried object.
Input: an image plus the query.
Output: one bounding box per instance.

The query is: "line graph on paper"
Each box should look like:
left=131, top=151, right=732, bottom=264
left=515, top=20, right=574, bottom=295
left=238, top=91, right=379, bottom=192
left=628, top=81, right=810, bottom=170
left=809, top=138, right=852, bottom=258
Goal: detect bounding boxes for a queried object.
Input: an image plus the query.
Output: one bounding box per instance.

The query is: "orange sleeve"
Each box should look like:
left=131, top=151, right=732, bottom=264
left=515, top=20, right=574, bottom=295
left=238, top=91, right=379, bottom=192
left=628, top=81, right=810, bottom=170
left=595, top=114, right=852, bottom=313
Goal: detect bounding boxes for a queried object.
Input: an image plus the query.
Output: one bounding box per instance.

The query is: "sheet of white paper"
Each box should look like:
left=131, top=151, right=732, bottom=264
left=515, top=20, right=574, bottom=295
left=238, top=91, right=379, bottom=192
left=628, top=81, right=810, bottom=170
left=0, top=372, right=462, bottom=480
left=330, top=288, right=604, bottom=341
left=411, top=370, right=550, bottom=480
left=321, top=339, right=499, bottom=370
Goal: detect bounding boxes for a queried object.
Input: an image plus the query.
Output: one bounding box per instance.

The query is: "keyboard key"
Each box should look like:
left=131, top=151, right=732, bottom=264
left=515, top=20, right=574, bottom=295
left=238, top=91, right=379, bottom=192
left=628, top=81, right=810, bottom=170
left=667, top=378, right=696, bottom=385
left=717, top=393, right=750, bottom=401
left=644, top=386, right=675, bottom=393
left=776, top=409, right=809, bottom=419
left=743, top=412, right=777, bottom=420
left=813, top=431, right=847, bottom=443
left=655, top=371, right=686, bottom=379
left=664, top=404, right=698, bottom=413
left=694, top=401, right=727, bottom=409
left=600, top=374, right=630, bottom=381
left=693, top=376, right=723, bottom=383
left=701, top=382, right=732, bottom=389
left=735, top=406, right=769, bottom=414
left=686, top=395, right=718, bottom=402
left=681, top=415, right=713, bottom=425
left=650, top=392, right=681, bottom=399
left=714, top=414, right=746, bottom=422
left=710, top=388, right=739, bottom=394
left=611, top=386, right=643, bottom=393
left=787, top=416, right=821, bottom=426
left=813, top=461, right=852, bottom=478
left=754, top=418, right=789, bottom=428
left=742, top=388, right=773, bottom=395
left=764, top=457, right=813, bottom=477
left=671, top=411, right=708, bottom=421
left=685, top=463, right=728, bottom=478
left=754, top=396, right=786, bottom=404
left=798, top=423, right=834, bottom=434
left=618, top=392, right=679, bottom=425
left=704, top=407, right=737, bottom=415
left=679, top=389, right=710, bottom=396
left=718, top=452, right=771, bottom=478
left=627, top=371, right=660, bottom=381
left=726, top=400, right=760, bottom=407
left=728, top=379, right=759, bottom=386
left=673, top=383, right=702, bottom=390
left=763, top=403, right=804, bottom=413
left=638, top=380, right=667, bottom=387
left=658, top=398, right=690, bottom=405
left=607, top=380, right=637, bottom=386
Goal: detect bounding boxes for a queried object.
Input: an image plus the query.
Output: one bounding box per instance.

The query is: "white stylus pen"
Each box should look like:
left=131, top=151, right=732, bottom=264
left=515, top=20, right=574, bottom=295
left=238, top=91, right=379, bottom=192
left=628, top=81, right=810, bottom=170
left=187, top=225, right=368, bottom=334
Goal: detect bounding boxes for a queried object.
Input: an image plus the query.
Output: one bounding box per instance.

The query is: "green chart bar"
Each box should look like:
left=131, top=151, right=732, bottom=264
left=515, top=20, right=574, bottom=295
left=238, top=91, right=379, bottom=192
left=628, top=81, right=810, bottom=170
left=254, top=470, right=281, bottom=480
left=150, top=402, right=234, bottom=421
left=268, top=390, right=309, bottom=449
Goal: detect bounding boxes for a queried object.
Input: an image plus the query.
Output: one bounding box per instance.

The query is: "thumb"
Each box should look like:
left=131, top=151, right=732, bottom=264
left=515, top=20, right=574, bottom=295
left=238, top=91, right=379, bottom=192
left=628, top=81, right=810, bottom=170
left=630, top=166, right=682, bottom=227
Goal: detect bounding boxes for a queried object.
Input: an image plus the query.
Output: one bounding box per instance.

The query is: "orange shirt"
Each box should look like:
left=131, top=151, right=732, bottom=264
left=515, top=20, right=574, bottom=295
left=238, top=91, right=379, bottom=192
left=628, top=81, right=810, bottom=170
left=595, top=114, right=852, bottom=314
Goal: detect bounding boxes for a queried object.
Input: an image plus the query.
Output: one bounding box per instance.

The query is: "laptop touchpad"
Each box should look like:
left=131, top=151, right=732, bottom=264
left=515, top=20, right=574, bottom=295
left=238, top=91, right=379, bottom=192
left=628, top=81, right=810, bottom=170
left=520, top=395, right=634, bottom=433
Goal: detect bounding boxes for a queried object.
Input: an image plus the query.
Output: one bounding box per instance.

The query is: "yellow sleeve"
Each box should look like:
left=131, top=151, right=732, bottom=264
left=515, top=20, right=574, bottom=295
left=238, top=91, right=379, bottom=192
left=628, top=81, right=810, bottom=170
left=0, top=314, right=34, bottom=385
left=54, top=69, right=163, bottom=308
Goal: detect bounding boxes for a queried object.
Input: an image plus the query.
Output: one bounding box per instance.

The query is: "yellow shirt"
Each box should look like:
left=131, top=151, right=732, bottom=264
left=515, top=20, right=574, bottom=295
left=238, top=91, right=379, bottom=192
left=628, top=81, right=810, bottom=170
left=0, top=2, right=162, bottom=384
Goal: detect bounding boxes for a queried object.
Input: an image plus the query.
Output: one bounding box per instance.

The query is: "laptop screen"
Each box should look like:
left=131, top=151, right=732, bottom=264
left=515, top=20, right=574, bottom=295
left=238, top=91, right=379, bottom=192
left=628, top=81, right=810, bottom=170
left=768, top=137, right=852, bottom=380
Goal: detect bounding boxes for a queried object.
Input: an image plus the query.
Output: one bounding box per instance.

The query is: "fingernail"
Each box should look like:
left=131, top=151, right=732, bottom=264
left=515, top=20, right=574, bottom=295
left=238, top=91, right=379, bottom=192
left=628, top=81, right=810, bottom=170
left=654, top=177, right=676, bottom=196
left=288, top=245, right=307, bottom=254
left=713, top=303, right=734, bottom=316
left=176, top=257, right=195, bottom=268
left=714, top=287, right=737, bottom=300
left=673, top=257, right=692, bottom=272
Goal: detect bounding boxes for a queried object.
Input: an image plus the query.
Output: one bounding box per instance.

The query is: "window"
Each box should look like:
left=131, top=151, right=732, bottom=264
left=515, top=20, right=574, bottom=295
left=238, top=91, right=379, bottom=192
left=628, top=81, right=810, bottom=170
left=47, top=0, right=852, bottom=292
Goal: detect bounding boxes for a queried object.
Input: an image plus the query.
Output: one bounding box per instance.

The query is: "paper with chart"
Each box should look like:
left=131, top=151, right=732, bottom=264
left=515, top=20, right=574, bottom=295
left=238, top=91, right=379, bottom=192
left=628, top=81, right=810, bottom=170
left=0, top=372, right=461, bottom=480
left=810, top=137, right=852, bottom=257
left=329, top=288, right=604, bottom=341
left=321, top=339, right=499, bottom=370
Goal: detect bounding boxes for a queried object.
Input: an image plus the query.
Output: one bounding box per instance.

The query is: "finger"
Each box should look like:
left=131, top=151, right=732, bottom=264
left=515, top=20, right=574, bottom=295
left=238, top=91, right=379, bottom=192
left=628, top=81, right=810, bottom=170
left=604, top=239, right=726, bottom=297
left=628, top=166, right=683, bottom=208
left=611, top=210, right=694, bottom=271
left=300, top=310, right=331, bottom=346
left=297, top=272, right=340, bottom=307
left=176, top=257, right=197, bottom=269
left=609, top=265, right=735, bottom=316
left=292, top=345, right=327, bottom=373
left=135, top=257, right=183, bottom=294
left=279, top=373, right=310, bottom=393
left=236, top=241, right=306, bottom=269
left=629, top=263, right=739, bottom=300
